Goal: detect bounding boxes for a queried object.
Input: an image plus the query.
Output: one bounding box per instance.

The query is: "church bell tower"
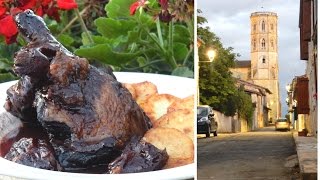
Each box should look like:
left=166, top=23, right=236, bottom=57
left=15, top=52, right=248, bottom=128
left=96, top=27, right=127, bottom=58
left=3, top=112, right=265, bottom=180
left=250, top=12, right=280, bottom=122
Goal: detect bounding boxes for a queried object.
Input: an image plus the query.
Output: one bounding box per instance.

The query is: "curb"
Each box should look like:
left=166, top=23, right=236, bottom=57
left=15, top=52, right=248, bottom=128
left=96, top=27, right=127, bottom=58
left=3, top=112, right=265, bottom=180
left=292, top=132, right=317, bottom=180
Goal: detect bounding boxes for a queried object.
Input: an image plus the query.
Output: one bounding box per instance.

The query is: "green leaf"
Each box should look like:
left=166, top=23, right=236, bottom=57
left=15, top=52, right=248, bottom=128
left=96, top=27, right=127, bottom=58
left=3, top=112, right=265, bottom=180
left=137, top=56, right=147, bottom=66
left=0, top=58, right=13, bottom=71
left=126, top=30, right=140, bottom=44
left=149, top=33, right=160, bottom=44
left=47, top=21, right=59, bottom=34
left=0, top=72, right=16, bottom=83
left=95, top=18, right=136, bottom=39
left=173, top=25, right=191, bottom=45
left=92, top=36, right=111, bottom=44
left=105, top=0, right=136, bottom=19
left=16, top=35, right=27, bottom=46
left=171, top=67, right=194, bottom=78
left=82, top=33, right=111, bottom=46
left=173, top=43, right=189, bottom=63
left=75, top=44, right=139, bottom=66
left=58, top=34, right=74, bottom=47
left=81, top=32, right=91, bottom=46
left=0, top=35, right=4, bottom=43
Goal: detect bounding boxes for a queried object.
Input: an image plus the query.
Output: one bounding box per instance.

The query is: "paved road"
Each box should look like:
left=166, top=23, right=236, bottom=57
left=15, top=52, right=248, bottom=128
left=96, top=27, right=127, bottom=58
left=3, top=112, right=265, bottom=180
left=197, top=126, right=299, bottom=180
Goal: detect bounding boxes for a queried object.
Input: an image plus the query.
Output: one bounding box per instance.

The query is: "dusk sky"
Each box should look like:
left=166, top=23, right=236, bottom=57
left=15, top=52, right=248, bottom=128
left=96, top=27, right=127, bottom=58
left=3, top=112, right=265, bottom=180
left=198, top=0, right=307, bottom=116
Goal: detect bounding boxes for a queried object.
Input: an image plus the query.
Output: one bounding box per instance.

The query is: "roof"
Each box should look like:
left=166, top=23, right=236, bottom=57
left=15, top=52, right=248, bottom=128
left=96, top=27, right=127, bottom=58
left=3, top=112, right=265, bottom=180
left=234, top=60, right=251, bottom=68
left=251, top=12, right=277, bottom=17
left=236, top=79, right=272, bottom=95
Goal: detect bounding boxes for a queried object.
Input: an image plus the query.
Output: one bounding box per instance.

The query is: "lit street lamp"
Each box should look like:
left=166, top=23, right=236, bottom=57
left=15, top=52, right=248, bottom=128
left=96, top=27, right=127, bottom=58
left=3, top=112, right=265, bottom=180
left=197, top=47, right=216, bottom=105
left=206, top=49, right=216, bottom=62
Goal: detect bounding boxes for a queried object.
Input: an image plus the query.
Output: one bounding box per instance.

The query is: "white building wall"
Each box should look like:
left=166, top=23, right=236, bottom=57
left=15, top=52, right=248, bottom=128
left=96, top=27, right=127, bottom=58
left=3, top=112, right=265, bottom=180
left=213, top=110, right=233, bottom=133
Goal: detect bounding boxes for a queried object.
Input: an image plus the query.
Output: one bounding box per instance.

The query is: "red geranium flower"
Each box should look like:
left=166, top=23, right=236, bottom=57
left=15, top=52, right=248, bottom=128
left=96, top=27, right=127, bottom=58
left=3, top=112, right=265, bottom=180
left=0, top=3, right=6, bottom=17
left=42, top=0, right=53, bottom=6
left=57, top=0, right=78, bottom=10
left=129, top=0, right=147, bottom=15
left=0, top=15, right=18, bottom=44
left=158, top=0, right=168, bottom=9
left=0, top=0, right=78, bottom=44
left=16, top=0, right=37, bottom=10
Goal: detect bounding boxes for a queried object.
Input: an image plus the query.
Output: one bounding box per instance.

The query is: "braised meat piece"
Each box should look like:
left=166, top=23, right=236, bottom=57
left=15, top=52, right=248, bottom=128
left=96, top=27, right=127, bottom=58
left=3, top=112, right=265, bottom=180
left=4, top=138, right=58, bottom=170
left=35, top=52, right=151, bottom=170
left=2, top=10, right=168, bottom=172
left=108, top=138, right=168, bottom=174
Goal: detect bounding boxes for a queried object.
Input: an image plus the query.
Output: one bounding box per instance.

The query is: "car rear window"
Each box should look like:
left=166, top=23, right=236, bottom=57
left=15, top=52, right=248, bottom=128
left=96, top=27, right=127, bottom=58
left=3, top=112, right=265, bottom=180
left=197, top=107, right=209, bottom=116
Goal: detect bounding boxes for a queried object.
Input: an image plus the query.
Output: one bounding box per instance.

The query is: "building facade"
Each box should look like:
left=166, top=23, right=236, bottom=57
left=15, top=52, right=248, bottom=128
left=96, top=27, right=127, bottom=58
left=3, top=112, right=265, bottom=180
left=250, top=12, right=280, bottom=123
left=295, top=0, right=318, bottom=136
left=230, top=11, right=281, bottom=124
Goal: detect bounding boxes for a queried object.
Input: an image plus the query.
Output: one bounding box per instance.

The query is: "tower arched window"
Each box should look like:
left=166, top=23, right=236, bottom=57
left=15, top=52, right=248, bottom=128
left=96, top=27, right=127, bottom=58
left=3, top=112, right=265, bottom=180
left=253, top=39, right=256, bottom=50
left=271, top=24, right=274, bottom=30
left=261, top=55, right=266, bottom=64
left=261, top=39, right=266, bottom=49
left=253, top=24, right=256, bottom=31
left=271, top=39, right=274, bottom=48
left=262, top=20, right=266, bottom=32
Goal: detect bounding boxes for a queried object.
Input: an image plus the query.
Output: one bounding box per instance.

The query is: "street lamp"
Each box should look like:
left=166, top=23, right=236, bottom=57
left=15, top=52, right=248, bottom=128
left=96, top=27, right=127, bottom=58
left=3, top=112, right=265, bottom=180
left=207, top=49, right=216, bottom=62
left=197, top=48, right=216, bottom=105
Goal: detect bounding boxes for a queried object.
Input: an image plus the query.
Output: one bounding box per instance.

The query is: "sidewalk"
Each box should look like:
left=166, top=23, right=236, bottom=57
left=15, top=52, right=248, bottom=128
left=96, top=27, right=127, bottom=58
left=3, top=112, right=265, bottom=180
left=293, top=132, right=317, bottom=180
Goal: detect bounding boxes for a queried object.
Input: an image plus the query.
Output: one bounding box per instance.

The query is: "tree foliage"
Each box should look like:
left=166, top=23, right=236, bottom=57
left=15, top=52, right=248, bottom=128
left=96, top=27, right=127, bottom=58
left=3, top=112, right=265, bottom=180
left=236, top=86, right=254, bottom=127
left=198, top=14, right=237, bottom=116
left=198, top=14, right=254, bottom=122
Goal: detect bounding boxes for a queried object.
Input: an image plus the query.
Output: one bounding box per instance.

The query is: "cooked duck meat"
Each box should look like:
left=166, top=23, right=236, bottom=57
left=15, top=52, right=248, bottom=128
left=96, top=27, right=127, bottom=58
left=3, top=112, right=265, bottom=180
left=3, top=10, right=167, bottom=172
left=4, top=137, right=58, bottom=170
left=108, top=138, right=168, bottom=174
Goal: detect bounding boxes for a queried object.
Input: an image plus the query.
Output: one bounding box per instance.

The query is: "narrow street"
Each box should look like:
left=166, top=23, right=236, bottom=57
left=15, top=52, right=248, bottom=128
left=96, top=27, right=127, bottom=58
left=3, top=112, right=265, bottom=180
left=197, top=126, right=300, bottom=180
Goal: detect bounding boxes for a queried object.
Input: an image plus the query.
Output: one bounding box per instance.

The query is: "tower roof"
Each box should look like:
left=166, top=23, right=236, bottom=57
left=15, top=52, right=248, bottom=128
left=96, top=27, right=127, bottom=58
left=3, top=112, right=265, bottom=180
left=251, top=11, right=277, bottom=17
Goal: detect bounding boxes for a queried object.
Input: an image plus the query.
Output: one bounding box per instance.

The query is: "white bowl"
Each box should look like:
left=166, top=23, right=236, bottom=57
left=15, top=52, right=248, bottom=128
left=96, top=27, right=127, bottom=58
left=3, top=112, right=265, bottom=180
left=0, top=72, right=195, bottom=180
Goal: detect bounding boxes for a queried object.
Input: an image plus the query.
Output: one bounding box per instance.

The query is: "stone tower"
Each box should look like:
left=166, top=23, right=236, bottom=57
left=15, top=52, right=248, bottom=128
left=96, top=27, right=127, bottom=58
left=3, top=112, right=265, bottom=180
left=250, top=12, right=280, bottom=122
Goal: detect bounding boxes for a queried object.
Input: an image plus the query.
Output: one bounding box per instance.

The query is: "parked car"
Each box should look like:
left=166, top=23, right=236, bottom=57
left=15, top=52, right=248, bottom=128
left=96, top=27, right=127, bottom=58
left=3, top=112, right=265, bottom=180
left=197, top=105, right=218, bottom=137
left=275, top=118, right=290, bottom=131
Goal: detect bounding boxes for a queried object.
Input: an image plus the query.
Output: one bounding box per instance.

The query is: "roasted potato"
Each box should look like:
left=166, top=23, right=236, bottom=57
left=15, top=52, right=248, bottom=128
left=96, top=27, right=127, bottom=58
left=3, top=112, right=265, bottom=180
left=167, top=95, right=194, bottom=113
left=131, top=81, right=158, bottom=104
left=143, top=127, right=194, bottom=168
left=154, top=109, right=194, bottom=141
left=139, top=94, right=180, bottom=123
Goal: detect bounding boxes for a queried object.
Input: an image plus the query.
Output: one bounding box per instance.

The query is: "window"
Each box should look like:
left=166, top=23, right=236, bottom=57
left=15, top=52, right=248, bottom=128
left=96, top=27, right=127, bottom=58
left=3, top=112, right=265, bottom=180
left=271, top=24, right=274, bottom=30
left=253, top=39, right=256, bottom=50
left=262, top=20, right=265, bottom=31
left=253, top=24, right=256, bottom=31
left=261, top=39, right=266, bottom=49
left=261, top=56, right=266, bottom=63
left=271, top=40, right=274, bottom=48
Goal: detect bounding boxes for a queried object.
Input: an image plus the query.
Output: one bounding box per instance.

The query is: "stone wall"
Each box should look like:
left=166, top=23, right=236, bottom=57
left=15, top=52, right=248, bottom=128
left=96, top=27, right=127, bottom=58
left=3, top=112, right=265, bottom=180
left=213, top=110, right=241, bottom=133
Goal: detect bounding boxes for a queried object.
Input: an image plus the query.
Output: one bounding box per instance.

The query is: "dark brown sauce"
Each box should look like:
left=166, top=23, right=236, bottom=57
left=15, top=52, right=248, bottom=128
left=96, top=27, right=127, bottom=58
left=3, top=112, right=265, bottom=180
left=0, top=120, right=109, bottom=174
left=0, top=122, right=49, bottom=157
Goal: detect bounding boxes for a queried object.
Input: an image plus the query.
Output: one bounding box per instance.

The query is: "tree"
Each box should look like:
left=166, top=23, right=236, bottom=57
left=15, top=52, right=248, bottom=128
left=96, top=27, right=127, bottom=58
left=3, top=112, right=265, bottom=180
left=236, top=86, right=254, bottom=127
left=198, top=14, right=237, bottom=116
left=198, top=13, right=254, bottom=123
